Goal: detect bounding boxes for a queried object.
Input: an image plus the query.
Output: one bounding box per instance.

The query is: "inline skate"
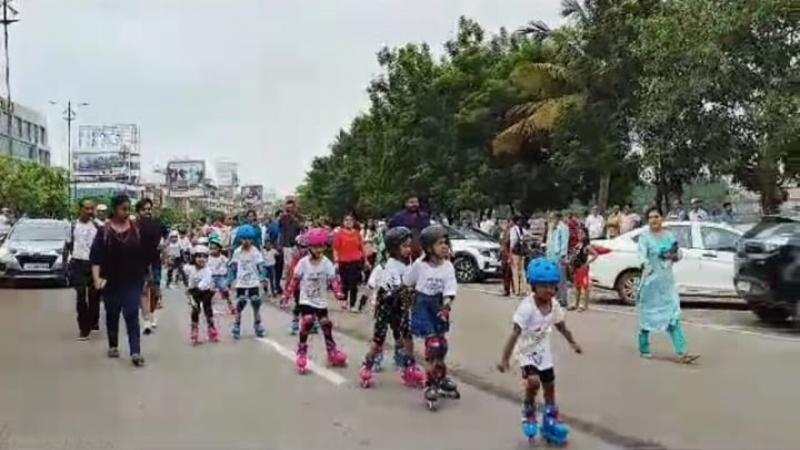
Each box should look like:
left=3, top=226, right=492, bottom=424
left=359, top=362, right=375, bottom=388
left=437, top=376, right=461, bottom=399
left=541, top=404, right=569, bottom=446
left=393, top=347, right=405, bottom=370
left=400, top=363, right=426, bottom=388
left=521, top=402, right=538, bottom=443
left=232, top=321, right=241, bottom=340
left=289, top=317, right=299, bottom=335
left=208, top=322, right=220, bottom=343
left=327, top=346, right=348, bottom=368
left=296, top=343, right=309, bottom=374
left=424, top=383, right=440, bottom=411
left=254, top=321, right=266, bottom=338
left=373, top=351, right=384, bottom=372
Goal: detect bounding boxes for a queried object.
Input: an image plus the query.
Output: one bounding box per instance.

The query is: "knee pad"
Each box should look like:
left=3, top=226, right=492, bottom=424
left=300, top=314, right=315, bottom=333
left=249, top=297, right=262, bottom=309
left=236, top=298, right=248, bottom=311
left=319, top=317, right=333, bottom=332
left=424, top=336, right=448, bottom=361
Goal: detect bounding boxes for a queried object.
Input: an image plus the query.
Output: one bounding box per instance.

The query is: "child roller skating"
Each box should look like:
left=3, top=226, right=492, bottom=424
left=282, top=228, right=348, bottom=374
left=207, top=236, right=235, bottom=315
left=183, top=245, right=220, bottom=345
left=227, top=224, right=269, bottom=340
left=359, top=226, right=425, bottom=389
left=281, top=234, right=309, bottom=336
left=497, top=257, right=583, bottom=446
left=406, top=225, right=460, bottom=410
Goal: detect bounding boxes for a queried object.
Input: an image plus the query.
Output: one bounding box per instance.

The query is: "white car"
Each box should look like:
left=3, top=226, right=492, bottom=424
left=443, top=225, right=502, bottom=283
left=591, top=221, right=743, bottom=304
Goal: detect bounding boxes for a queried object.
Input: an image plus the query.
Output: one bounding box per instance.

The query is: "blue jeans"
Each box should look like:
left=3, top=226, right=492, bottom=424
left=104, top=281, right=144, bottom=355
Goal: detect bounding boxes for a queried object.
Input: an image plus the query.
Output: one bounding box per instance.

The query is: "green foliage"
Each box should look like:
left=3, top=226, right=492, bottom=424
left=0, top=156, right=70, bottom=218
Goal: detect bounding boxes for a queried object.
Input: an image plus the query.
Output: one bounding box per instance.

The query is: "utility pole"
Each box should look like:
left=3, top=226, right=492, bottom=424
left=1, top=0, right=18, bottom=156
left=49, top=100, right=88, bottom=200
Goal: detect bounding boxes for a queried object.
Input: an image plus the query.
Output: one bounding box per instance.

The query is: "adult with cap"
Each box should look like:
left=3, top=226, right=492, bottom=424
left=90, top=194, right=151, bottom=367
left=688, top=198, right=709, bottom=222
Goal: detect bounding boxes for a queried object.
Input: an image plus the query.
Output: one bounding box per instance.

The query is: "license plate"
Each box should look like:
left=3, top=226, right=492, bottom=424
left=24, top=263, right=50, bottom=271
left=736, top=281, right=751, bottom=293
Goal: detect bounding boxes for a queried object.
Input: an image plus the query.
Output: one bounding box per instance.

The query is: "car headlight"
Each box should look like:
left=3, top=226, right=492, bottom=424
left=0, top=246, right=11, bottom=261
left=763, top=236, right=789, bottom=253
left=479, top=249, right=499, bottom=259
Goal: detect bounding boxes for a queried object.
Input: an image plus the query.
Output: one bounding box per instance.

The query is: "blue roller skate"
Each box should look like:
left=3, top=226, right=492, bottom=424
left=311, top=321, right=320, bottom=334
left=393, top=348, right=405, bottom=370
left=254, top=321, right=266, bottom=338
left=289, top=317, right=299, bottom=336
left=521, top=402, right=538, bottom=443
left=373, top=352, right=384, bottom=372
left=541, top=404, right=569, bottom=446
left=232, top=322, right=241, bottom=340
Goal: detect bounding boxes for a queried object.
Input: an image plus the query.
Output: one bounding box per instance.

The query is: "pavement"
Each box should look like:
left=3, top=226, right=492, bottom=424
left=0, top=284, right=798, bottom=450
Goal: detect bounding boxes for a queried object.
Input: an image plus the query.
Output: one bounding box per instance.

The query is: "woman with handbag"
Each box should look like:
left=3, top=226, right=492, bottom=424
left=508, top=216, right=527, bottom=297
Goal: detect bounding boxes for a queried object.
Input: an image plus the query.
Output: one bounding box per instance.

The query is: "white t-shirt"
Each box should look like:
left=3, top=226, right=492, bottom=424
left=179, top=237, right=192, bottom=252
left=262, top=248, right=278, bottom=267
left=230, top=246, right=264, bottom=289
left=513, top=296, right=565, bottom=370
left=369, top=258, right=409, bottom=291
left=585, top=214, right=605, bottom=240
left=184, top=265, right=214, bottom=291
left=207, top=254, right=229, bottom=276
left=689, top=208, right=708, bottom=222
left=404, top=258, right=457, bottom=297
left=166, top=240, right=181, bottom=258
left=295, top=255, right=336, bottom=309
left=71, top=220, right=98, bottom=261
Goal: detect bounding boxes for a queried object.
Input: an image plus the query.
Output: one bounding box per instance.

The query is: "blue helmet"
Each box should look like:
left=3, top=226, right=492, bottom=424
left=237, top=224, right=258, bottom=242
left=526, top=257, right=561, bottom=285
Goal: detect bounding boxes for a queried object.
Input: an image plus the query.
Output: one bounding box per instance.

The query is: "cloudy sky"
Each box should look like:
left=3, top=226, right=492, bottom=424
left=11, top=0, right=562, bottom=194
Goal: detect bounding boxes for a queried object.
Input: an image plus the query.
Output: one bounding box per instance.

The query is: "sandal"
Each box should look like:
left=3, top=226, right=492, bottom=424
left=678, top=354, right=700, bottom=364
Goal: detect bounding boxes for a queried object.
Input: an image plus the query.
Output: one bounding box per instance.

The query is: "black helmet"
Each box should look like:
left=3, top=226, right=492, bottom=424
left=385, top=226, right=412, bottom=258
left=420, top=224, right=449, bottom=255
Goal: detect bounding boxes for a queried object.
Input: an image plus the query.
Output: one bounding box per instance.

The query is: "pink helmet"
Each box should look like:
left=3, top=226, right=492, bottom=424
left=305, top=228, right=329, bottom=247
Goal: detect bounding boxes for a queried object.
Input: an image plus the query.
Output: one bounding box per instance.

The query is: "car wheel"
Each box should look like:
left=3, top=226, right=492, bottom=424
left=453, top=255, right=479, bottom=284
left=615, top=269, right=641, bottom=306
left=751, top=306, right=791, bottom=324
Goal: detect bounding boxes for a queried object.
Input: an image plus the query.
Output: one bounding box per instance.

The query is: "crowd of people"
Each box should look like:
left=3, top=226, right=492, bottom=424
left=55, top=192, right=706, bottom=444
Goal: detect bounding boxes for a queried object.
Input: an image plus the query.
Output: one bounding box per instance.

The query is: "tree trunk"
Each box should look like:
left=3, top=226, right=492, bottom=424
left=597, top=173, right=611, bottom=211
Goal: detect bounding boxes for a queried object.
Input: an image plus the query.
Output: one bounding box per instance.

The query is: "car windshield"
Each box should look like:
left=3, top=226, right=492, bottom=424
left=9, top=222, right=68, bottom=242
left=744, top=217, right=800, bottom=239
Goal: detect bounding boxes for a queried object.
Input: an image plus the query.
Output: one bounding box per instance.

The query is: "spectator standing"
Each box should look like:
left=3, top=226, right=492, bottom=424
left=666, top=200, right=689, bottom=221
left=262, top=240, right=279, bottom=296
left=90, top=195, right=153, bottom=367
left=546, top=211, right=570, bottom=307
left=94, top=204, right=108, bottom=227
left=333, top=214, right=367, bottom=312
left=499, top=220, right=512, bottom=296
left=480, top=215, right=496, bottom=236
left=388, top=195, right=431, bottom=260
left=719, top=202, right=735, bottom=224
left=688, top=198, right=709, bottom=222
left=585, top=206, right=605, bottom=240
left=362, top=219, right=379, bottom=276
left=606, top=205, right=622, bottom=238
left=508, top=216, right=527, bottom=297
left=267, top=211, right=283, bottom=293
left=279, top=199, right=304, bottom=285
left=620, top=204, right=641, bottom=234
left=69, top=199, right=100, bottom=340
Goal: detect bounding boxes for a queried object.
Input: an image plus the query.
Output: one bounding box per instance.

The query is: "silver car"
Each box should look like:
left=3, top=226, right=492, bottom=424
left=0, top=218, right=71, bottom=287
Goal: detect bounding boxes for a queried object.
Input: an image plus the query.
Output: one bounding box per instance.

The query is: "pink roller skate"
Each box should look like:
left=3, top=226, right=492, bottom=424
left=208, top=323, right=220, bottom=343
left=327, top=347, right=348, bottom=368
left=401, top=364, right=427, bottom=388
left=296, top=344, right=309, bottom=375
left=359, top=363, right=375, bottom=388
left=190, top=323, right=200, bottom=346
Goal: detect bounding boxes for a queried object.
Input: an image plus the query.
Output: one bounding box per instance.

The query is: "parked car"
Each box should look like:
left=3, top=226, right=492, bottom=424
left=444, top=225, right=502, bottom=283
left=0, top=218, right=71, bottom=287
left=734, top=215, right=800, bottom=324
left=591, top=221, right=743, bottom=304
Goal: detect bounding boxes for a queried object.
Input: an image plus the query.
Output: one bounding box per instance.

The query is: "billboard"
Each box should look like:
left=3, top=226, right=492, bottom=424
left=167, top=160, right=206, bottom=198
left=215, top=160, right=239, bottom=187
left=241, top=185, right=263, bottom=205
left=74, top=124, right=140, bottom=183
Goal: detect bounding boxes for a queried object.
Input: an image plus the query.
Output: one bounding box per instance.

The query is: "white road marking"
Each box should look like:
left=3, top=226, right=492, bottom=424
left=257, top=337, right=348, bottom=386
left=462, top=285, right=800, bottom=343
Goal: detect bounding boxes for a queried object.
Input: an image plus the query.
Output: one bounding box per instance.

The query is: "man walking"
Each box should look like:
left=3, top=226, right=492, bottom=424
left=546, top=211, right=570, bottom=307
left=278, top=199, right=304, bottom=285
left=69, top=199, right=100, bottom=340
left=585, top=206, right=605, bottom=240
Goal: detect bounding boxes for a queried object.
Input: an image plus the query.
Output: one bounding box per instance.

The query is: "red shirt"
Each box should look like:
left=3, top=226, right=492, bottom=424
left=333, top=229, right=364, bottom=263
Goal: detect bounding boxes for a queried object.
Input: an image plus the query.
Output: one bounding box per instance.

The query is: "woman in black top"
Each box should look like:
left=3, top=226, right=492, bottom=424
left=90, top=195, right=151, bottom=367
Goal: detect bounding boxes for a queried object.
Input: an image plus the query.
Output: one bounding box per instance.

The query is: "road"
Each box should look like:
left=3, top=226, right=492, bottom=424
left=0, top=284, right=797, bottom=450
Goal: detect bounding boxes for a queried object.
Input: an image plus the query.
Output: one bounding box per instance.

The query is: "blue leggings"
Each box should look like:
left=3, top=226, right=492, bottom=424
left=104, top=282, right=144, bottom=355
left=638, top=322, right=687, bottom=356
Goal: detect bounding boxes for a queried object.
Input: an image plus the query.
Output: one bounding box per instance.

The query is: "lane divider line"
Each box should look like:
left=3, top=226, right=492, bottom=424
left=257, top=337, right=347, bottom=386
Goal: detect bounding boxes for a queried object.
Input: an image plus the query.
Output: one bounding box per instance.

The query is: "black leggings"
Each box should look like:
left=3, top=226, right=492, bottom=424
left=168, top=257, right=188, bottom=286
left=190, top=289, right=214, bottom=325
left=372, top=290, right=410, bottom=350
left=298, top=305, right=336, bottom=350
left=338, top=261, right=363, bottom=308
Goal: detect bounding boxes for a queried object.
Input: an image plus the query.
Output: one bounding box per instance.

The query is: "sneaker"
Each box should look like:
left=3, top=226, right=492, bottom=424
left=131, top=354, right=146, bottom=367
left=107, top=347, right=120, bottom=358
left=151, top=317, right=158, bottom=329
left=77, top=334, right=90, bottom=341
left=640, top=353, right=653, bottom=359
left=143, top=323, right=152, bottom=335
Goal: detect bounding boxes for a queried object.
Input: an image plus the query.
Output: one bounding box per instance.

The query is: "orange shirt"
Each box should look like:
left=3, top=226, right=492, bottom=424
left=333, top=229, right=364, bottom=263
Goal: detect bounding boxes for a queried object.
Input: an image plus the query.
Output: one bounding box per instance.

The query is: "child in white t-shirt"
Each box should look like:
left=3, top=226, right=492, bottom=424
left=182, top=245, right=219, bottom=345
left=497, top=257, right=582, bottom=445
left=227, top=225, right=268, bottom=340
left=262, top=240, right=279, bottom=297
left=208, top=236, right=234, bottom=315
left=405, top=225, right=459, bottom=410
left=282, top=228, right=347, bottom=374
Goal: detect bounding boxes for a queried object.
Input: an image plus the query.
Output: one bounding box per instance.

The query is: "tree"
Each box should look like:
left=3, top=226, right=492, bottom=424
left=0, top=156, right=70, bottom=218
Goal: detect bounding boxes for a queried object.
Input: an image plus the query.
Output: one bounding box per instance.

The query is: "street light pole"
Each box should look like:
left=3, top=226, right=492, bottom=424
left=1, top=0, right=18, bottom=155
left=49, top=100, right=88, bottom=200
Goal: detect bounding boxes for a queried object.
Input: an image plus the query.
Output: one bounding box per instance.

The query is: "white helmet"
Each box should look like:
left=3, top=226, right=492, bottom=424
left=169, top=230, right=179, bottom=238
left=191, top=245, right=209, bottom=256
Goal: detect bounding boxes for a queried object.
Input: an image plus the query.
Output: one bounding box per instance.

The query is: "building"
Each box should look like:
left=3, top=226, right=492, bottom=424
left=0, top=101, right=51, bottom=165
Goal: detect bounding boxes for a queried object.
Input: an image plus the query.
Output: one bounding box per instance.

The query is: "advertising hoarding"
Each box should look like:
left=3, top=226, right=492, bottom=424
left=241, top=185, right=263, bottom=205
left=167, top=160, right=206, bottom=198
left=215, top=160, right=239, bottom=187
left=74, top=124, right=140, bottom=183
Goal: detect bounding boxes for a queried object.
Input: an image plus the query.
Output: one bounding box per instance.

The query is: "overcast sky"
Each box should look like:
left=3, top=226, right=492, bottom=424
left=11, top=0, right=562, bottom=194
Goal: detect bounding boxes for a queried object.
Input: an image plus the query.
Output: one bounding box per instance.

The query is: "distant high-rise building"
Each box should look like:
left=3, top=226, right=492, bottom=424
left=215, top=159, right=239, bottom=187
left=0, top=101, right=51, bottom=166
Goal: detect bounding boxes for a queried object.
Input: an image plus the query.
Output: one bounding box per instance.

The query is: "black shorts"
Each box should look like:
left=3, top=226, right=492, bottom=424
left=298, top=304, right=329, bottom=319
left=236, top=287, right=260, bottom=299
left=521, top=365, right=555, bottom=383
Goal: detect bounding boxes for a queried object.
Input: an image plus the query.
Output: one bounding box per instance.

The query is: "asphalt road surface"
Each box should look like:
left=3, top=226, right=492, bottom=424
left=1, top=284, right=798, bottom=450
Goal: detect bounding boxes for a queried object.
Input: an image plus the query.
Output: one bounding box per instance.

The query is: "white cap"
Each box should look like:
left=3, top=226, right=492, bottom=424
left=169, top=230, right=179, bottom=237
left=191, top=245, right=209, bottom=255
left=96, top=204, right=108, bottom=211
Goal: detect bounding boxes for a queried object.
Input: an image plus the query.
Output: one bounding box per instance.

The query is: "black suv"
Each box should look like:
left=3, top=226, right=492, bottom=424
left=734, top=216, right=800, bottom=323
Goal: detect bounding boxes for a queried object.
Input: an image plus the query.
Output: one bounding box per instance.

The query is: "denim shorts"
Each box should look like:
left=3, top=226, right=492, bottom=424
left=410, top=293, right=449, bottom=338
left=212, top=274, right=228, bottom=290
